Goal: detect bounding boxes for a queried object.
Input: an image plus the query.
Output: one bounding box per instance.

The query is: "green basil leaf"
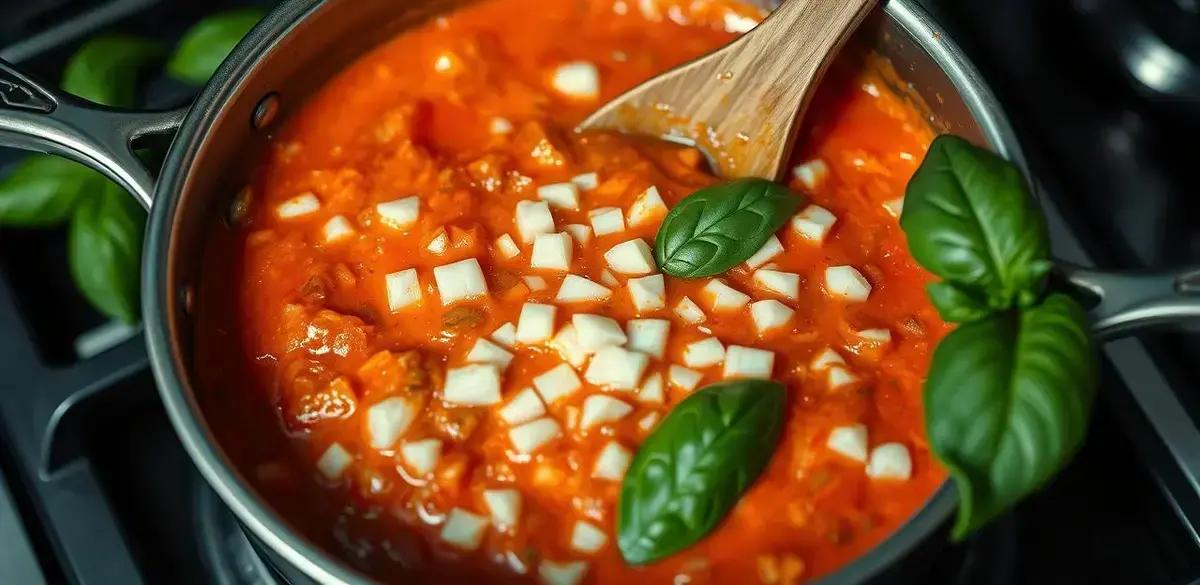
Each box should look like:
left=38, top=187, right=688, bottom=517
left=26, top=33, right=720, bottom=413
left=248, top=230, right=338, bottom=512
left=618, top=379, right=786, bottom=564
left=167, top=8, right=265, bottom=85
left=901, top=135, right=1052, bottom=310
left=61, top=35, right=164, bottom=107
left=925, top=293, right=1097, bottom=540
left=0, top=156, right=103, bottom=226
left=654, top=178, right=801, bottom=278
left=68, top=181, right=146, bottom=323
left=926, top=281, right=992, bottom=324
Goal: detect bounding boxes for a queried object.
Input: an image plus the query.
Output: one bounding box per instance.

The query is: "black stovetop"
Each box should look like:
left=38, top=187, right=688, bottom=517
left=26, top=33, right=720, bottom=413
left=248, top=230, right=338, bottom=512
left=1, top=1, right=1199, bottom=584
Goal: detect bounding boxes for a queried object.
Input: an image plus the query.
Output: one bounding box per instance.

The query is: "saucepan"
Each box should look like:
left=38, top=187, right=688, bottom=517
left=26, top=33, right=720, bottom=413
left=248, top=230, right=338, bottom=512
left=1, top=0, right=1197, bottom=582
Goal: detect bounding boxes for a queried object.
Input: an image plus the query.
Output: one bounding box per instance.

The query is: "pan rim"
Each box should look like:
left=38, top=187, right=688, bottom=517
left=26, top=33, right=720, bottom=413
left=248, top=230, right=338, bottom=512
left=143, top=1, right=1026, bottom=583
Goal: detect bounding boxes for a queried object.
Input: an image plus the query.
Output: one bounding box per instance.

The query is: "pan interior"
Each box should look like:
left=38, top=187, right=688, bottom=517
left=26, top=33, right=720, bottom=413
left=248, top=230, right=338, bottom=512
left=149, top=0, right=1010, bottom=583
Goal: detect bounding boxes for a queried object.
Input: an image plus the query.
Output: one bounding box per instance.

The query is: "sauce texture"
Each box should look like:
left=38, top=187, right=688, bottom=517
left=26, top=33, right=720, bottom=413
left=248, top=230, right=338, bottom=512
left=196, top=0, right=948, bottom=583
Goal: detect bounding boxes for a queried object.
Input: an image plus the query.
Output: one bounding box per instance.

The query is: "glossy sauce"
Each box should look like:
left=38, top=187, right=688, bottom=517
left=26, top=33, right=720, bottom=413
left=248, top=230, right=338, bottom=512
left=195, top=0, right=948, bottom=583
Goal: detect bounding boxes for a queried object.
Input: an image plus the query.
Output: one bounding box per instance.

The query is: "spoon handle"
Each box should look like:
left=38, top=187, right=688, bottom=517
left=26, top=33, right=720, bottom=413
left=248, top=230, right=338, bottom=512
left=724, top=0, right=877, bottom=177
left=579, top=0, right=876, bottom=180
left=738, top=0, right=878, bottom=83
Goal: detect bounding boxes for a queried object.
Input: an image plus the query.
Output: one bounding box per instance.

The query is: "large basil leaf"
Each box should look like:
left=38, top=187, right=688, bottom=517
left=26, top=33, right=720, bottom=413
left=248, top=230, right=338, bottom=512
left=901, top=135, right=1052, bottom=310
left=68, top=181, right=146, bottom=323
left=167, top=8, right=265, bottom=85
left=0, top=156, right=102, bottom=226
left=618, top=379, right=786, bottom=564
left=925, top=293, right=1097, bottom=539
left=61, top=35, right=164, bottom=107
left=654, top=178, right=801, bottom=278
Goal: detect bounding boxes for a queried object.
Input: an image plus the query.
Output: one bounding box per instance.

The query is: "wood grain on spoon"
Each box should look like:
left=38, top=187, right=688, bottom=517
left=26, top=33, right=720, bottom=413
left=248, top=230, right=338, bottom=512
left=578, top=0, right=877, bottom=181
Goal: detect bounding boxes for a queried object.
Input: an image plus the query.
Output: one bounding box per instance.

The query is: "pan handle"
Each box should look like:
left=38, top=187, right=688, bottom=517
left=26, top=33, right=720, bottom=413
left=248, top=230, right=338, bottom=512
left=0, top=59, right=186, bottom=210
left=1057, top=262, right=1200, bottom=340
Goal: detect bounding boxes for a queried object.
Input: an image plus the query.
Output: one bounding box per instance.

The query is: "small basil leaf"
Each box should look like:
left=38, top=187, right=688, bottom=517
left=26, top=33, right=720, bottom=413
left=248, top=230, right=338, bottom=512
left=618, top=379, right=786, bottom=564
left=68, top=181, right=146, bottom=323
left=926, top=281, right=992, bottom=324
left=925, top=293, right=1097, bottom=540
left=0, top=156, right=102, bottom=226
left=901, top=135, right=1051, bottom=311
left=654, top=178, right=801, bottom=278
left=61, top=35, right=164, bottom=107
left=167, top=8, right=265, bottom=85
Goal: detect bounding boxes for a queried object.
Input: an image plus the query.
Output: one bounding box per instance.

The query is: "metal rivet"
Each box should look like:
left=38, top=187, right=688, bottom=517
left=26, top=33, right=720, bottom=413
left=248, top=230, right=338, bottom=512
left=228, top=186, right=253, bottom=227
left=180, top=283, right=196, bottom=316
left=252, top=93, right=280, bottom=130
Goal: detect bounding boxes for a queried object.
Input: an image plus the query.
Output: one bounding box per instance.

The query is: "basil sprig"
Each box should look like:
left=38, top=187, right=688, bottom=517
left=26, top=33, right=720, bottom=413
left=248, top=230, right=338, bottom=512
left=901, top=134, right=1052, bottom=322
left=618, top=379, right=785, bottom=564
left=0, top=10, right=261, bottom=324
left=902, top=135, right=1099, bottom=539
left=654, top=178, right=801, bottom=278
left=0, top=36, right=162, bottom=323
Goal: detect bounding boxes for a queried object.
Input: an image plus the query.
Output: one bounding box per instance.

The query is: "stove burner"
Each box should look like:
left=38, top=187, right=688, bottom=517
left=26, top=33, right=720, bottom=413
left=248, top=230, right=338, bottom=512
left=195, top=485, right=278, bottom=585
left=1070, top=0, right=1200, bottom=122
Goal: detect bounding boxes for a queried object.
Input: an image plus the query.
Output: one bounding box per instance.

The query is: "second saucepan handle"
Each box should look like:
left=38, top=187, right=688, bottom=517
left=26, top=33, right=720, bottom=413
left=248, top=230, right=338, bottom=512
left=0, top=58, right=186, bottom=209
left=1057, top=262, right=1200, bottom=340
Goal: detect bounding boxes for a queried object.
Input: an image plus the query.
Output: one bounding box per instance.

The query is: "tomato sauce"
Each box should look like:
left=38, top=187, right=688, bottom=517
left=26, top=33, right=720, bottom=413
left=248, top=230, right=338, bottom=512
left=195, top=0, right=949, bottom=583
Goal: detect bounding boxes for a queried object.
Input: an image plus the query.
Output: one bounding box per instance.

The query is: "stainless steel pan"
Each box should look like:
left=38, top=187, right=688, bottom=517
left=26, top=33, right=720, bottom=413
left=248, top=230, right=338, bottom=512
left=1, top=0, right=1197, bottom=582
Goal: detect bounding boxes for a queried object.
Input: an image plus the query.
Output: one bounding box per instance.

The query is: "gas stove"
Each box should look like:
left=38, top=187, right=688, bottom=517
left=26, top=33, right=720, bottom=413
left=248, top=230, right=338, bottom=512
left=1, top=1, right=1199, bottom=584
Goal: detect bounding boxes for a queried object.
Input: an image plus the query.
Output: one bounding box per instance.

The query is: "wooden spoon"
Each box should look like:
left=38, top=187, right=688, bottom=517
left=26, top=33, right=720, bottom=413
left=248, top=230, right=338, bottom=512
left=578, top=0, right=877, bottom=181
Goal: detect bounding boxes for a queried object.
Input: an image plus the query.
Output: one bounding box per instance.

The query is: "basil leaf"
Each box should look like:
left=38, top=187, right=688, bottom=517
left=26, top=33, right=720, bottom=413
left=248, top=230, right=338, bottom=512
left=68, top=181, right=146, bottom=323
left=926, top=281, right=992, bottom=324
left=654, top=178, right=801, bottom=278
left=925, top=293, right=1097, bottom=540
left=901, top=135, right=1052, bottom=310
left=62, top=35, right=164, bottom=107
left=618, top=379, right=786, bottom=564
left=0, top=156, right=103, bottom=226
left=167, top=8, right=265, bottom=85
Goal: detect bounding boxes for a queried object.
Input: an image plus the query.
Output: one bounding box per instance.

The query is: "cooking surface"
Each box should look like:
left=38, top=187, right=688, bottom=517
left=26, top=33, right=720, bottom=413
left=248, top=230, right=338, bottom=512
left=0, top=0, right=1199, bottom=583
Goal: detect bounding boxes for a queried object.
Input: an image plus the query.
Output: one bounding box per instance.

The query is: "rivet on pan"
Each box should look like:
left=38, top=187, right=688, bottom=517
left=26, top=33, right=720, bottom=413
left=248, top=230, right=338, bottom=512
left=180, top=283, right=196, bottom=316
left=252, top=93, right=280, bottom=130
left=228, top=186, right=253, bottom=227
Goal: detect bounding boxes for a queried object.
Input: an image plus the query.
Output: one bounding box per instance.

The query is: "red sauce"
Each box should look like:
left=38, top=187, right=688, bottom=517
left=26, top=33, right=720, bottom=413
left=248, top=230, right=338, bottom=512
left=195, top=0, right=948, bottom=583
